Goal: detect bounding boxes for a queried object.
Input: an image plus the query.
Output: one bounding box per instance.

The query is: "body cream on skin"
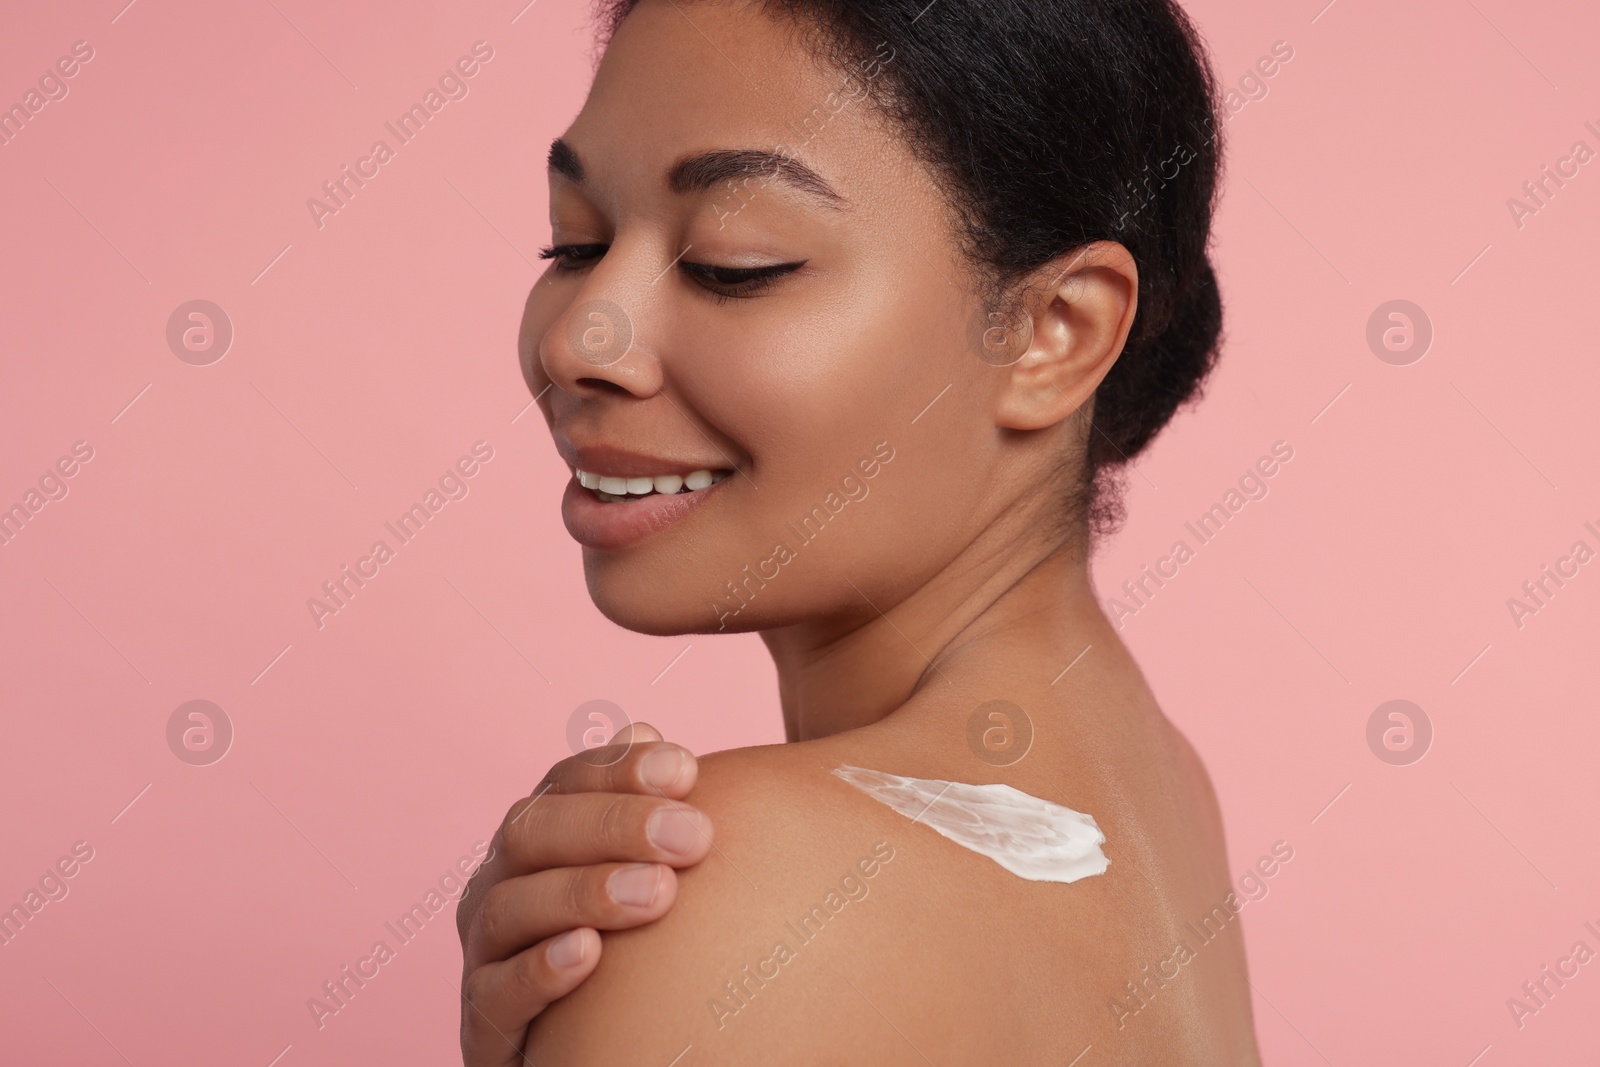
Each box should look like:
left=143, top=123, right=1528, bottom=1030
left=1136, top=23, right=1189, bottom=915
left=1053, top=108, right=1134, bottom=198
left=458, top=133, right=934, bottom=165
left=831, top=765, right=1109, bottom=884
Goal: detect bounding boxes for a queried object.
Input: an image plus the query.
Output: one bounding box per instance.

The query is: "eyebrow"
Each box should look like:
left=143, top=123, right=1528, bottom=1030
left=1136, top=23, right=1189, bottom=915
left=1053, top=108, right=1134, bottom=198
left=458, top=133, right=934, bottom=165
left=547, top=138, right=847, bottom=209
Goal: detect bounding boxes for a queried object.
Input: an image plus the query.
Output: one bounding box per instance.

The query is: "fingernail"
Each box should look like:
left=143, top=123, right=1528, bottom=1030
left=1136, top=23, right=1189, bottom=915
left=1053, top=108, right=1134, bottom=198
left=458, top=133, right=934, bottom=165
left=608, top=863, right=662, bottom=907
left=647, top=805, right=703, bottom=856
left=548, top=929, right=586, bottom=969
left=641, top=748, right=686, bottom=790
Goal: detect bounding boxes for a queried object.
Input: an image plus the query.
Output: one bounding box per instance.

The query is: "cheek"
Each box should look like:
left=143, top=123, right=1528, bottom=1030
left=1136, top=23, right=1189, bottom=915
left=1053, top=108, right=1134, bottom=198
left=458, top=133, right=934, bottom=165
left=693, top=305, right=986, bottom=557
left=676, top=297, right=902, bottom=465
left=690, top=281, right=966, bottom=453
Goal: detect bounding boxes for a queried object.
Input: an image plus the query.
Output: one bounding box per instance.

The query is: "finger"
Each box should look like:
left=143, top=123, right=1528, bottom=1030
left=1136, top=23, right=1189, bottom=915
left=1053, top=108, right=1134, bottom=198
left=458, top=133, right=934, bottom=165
left=460, top=793, right=708, bottom=942
left=541, top=739, right=698, bottom=800
left=460, top=928, right=600, bottom=1067
left=612, top=720, right=663, bottom=744
left=501, top=792, right=715, bottom=871
left=466, top=862, right=677, bottom=968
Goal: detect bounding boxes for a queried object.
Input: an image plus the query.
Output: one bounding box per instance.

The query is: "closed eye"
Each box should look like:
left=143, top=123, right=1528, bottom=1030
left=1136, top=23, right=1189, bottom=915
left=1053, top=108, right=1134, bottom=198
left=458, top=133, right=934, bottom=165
left=537, top=243, right=607, bottom=270
left=679, top=259, right=805, bottom=302
left=536, top=243, right=805, bottom=302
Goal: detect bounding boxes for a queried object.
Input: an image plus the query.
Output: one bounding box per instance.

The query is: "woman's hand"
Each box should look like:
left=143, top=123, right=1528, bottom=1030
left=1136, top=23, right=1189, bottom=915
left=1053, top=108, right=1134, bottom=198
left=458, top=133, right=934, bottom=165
left=456, top=723, right=713, bottom=1067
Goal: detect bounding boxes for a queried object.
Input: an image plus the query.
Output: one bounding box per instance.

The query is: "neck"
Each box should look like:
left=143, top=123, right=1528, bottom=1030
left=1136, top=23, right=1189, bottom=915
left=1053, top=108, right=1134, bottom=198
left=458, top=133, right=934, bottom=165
left=759, top=524, right=1104, bottom=742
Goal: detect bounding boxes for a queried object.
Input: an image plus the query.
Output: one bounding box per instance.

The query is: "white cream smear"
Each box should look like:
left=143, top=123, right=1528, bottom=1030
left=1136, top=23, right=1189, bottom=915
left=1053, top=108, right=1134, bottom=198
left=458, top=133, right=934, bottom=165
left=831, top=765, right=1109, bottom=884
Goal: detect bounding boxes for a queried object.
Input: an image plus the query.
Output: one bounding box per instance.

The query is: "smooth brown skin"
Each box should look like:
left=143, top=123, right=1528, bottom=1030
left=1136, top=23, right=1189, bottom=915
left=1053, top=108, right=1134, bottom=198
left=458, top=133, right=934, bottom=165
left=469, top=0, right=1263, bottom=1062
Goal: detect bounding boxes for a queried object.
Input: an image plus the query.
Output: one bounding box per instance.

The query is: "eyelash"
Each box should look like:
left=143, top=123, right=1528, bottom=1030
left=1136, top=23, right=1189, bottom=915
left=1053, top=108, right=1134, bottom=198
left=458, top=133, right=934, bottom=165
left=536, top=243, right=803, bottom=304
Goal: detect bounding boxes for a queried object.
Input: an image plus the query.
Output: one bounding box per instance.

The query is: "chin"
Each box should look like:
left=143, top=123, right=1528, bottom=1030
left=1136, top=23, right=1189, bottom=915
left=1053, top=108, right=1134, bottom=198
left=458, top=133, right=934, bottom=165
left=584, top=559, right=805, bottom=636
left=583, top=562, right=721, bottom=636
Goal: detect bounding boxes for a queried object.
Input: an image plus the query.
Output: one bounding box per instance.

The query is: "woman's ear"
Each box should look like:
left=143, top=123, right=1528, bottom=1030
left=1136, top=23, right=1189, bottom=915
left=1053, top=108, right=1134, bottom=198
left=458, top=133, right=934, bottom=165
left=989, top=242, right=1139, bottom=432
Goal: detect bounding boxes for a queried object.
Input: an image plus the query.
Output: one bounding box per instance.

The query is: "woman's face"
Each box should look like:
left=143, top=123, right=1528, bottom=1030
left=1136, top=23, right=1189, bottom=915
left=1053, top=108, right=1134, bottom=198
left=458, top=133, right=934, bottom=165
left=523, top=0, right=1053, bottom=636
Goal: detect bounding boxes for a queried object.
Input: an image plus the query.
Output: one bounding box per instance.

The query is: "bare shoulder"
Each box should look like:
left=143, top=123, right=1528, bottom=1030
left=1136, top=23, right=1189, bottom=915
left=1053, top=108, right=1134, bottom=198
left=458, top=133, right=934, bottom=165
left=522, top=731, right=1210, bottom=1064
left=525, top=741, right=943, bottom=1065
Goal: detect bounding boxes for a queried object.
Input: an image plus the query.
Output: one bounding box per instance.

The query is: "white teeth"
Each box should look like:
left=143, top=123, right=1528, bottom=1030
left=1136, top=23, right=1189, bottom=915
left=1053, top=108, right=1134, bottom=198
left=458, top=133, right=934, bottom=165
left=576, top=466, right=729, bottom=500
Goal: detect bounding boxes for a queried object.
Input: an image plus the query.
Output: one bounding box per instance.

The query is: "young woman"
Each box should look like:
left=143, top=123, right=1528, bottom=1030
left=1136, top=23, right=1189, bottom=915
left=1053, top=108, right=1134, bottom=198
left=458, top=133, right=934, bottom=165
left=458, top=0, right=1259, bottom=1061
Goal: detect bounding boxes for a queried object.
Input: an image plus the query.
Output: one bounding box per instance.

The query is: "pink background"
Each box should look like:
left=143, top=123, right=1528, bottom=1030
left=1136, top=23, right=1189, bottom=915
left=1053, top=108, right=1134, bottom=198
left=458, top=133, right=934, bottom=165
left=2, top=0, right=1597, bottom=1062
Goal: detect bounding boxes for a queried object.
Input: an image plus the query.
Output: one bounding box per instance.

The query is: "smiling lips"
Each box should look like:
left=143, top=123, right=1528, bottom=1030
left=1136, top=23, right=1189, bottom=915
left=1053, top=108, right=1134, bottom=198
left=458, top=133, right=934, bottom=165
left=557, top=438, right=741, bottom=548
left=561, top=464, right=734, bottom=550
left=575, top=466, right=733, bottom=502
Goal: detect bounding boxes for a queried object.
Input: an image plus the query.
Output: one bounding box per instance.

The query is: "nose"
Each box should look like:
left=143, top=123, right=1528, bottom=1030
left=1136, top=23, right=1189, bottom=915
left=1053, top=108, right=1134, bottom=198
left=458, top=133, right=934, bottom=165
left=534, top=271, right=665, bottom=401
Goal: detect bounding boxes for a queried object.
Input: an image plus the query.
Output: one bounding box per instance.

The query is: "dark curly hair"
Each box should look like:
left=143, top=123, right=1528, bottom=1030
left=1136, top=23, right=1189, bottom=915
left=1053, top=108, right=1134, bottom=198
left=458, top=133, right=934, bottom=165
left=595, top=0, right=1224, bottom=538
